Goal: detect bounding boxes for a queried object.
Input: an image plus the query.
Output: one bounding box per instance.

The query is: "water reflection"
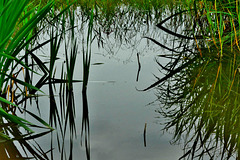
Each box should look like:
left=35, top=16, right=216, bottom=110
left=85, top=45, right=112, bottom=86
left=0, top=118, right=52, bottom=159
left=131, top=7, right=240, bottom=159
left=0, top=3, right=199, bottom=160
left=81, top=90, right=90, bottom=160
left=152, top=47, right=240, bottom=159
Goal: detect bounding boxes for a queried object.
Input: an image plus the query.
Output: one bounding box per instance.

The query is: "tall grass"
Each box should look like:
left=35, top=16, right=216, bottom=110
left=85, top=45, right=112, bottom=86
left=180, top=0, right=240, bottom=56
left=0, top=0, right=78, bottom=142
left=0, top=0, right=56, bottom=133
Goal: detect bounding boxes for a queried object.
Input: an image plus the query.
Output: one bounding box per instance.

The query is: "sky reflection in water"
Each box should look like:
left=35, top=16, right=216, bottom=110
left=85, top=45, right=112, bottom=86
left=4, top=6, right=195, bottom=160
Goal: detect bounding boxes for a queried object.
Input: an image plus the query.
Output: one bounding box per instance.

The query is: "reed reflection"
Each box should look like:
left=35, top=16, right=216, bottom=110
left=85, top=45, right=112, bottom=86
left=150, top=48, right=240, bottom=159
left=81, top=90, right=90, bottom=160
left=138, top=8, right=240, bottom=159
left=0, top=116, right=52, bottom=159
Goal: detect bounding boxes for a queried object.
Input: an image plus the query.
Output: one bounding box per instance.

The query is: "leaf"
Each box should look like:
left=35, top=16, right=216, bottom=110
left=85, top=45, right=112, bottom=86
left=1, top=72, right=44, bottom=94
left=0, top=105, right=33, bottom=133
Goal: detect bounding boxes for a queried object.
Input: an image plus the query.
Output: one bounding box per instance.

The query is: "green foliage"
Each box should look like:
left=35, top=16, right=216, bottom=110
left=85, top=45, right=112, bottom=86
left=0, top=0, right=53, bottom=92
left=0, top=0, right=61, bottom=136
left=179, top=0, right=240, bottom=56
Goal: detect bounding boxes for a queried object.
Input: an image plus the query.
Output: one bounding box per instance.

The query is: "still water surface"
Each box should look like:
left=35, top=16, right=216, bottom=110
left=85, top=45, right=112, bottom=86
left=5, top=5, right=205, bottom=160
left=37, top=33, right=182, bottom=160
left=23, top=18, right=184, bottom=159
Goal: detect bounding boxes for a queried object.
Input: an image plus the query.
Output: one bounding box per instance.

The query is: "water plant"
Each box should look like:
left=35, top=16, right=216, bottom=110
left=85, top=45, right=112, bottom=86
left=0, top=0, right=76, bottom=143
left=178, top=0, right=240, bottom=56
left=0, top=0, right=56, bottom=134
left=82, top=7, right=94, bottom=92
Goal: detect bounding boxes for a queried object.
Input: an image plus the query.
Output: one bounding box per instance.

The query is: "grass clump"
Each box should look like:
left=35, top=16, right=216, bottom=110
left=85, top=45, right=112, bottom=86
left=177, top=0, right=240, bottom=56
left=0, top=0, right=75, bottom=139
left=0, top=0, right=56, bottom=133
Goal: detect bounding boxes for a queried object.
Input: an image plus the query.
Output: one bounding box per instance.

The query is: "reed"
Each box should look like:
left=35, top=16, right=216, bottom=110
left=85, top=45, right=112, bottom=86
left=181, top=0, right=240, bottom=56
left=0, top=0, right=57, bottom=133
left=0, top=0, right=75, bottom=137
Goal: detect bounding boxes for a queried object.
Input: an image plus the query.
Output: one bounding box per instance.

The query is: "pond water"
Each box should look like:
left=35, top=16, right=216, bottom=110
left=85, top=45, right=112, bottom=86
left=28, top=15, right=184, bottom=159
left=5, top=7, right=187, bottom=159
left=3, top=3, right=240, bottom=160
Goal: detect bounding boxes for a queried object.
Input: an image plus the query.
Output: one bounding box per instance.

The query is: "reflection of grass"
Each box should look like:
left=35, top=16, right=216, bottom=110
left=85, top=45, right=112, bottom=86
left=0, top=115, right=52, bottom=159
left=153, top=48, right=240, bottom=159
